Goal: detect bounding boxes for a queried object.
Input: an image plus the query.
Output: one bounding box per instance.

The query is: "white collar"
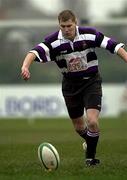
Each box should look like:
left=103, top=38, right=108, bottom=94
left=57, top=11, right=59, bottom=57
left=58, top=26, right=79, bottom=40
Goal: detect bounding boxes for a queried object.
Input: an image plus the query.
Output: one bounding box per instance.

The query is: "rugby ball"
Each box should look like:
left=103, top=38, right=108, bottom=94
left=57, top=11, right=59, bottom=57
left=38, top=142, right=60, bottom=170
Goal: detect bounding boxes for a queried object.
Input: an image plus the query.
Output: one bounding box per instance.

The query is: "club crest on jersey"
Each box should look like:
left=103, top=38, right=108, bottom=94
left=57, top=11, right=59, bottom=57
left=67, top=57, right=88, bottom=72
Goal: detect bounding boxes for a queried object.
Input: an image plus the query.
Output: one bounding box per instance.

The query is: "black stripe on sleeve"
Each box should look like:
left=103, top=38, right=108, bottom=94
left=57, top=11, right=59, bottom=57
left=95, top=32, right=104, bottom=47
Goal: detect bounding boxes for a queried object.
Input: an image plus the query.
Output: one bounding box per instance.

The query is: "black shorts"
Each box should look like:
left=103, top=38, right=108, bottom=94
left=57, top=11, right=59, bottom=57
left=62, top=73, right=102, bottom=119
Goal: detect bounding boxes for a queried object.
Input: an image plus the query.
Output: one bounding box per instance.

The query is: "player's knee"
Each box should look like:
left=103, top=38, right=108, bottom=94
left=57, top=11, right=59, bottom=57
left=87, top=118, right=99, bottom=131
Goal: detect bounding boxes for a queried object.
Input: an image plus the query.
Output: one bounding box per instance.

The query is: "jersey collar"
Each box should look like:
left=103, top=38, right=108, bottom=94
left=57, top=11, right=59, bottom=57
left=58, top=26, right=79, bottom=40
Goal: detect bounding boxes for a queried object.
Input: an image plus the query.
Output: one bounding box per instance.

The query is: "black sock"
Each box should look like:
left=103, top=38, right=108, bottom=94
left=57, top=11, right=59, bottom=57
left=86, top=130, right=99, bottom=159
left=76, top=128, right=87, bottom=140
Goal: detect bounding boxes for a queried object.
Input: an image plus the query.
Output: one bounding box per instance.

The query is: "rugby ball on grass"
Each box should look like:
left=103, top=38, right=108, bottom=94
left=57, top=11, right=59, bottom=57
left=38, top=142, right=60, bottom=170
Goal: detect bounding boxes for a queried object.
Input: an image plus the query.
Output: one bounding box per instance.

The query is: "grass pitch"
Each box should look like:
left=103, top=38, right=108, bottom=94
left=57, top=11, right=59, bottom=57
left=0, top=117, right=127, bottom=180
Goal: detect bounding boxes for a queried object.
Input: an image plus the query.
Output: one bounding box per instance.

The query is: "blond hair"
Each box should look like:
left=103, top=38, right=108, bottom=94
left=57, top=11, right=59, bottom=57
left=58, top=10, right=76, bottom=22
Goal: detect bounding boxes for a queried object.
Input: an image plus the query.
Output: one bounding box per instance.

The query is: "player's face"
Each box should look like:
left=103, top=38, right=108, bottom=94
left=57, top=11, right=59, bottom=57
left=59, top=19, right=77, bottom=41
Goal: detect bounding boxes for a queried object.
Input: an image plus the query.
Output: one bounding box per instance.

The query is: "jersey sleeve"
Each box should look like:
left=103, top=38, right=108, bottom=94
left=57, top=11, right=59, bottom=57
left=29, top=42, right=52, bottom=63
left=95, top=31, right=124, bottom=54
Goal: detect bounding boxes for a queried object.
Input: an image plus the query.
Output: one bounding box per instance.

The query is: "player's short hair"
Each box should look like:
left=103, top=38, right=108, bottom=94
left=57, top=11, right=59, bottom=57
left=58, top=10, right=76, bottom=22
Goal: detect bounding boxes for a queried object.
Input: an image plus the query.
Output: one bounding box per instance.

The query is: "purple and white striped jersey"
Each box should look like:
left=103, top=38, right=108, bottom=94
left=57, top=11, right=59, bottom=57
left=30, top=26, right=124, bottom=78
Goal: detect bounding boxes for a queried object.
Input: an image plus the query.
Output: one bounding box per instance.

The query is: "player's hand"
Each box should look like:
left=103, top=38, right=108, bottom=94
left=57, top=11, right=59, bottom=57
left=21, top=67, right=30, bottom=81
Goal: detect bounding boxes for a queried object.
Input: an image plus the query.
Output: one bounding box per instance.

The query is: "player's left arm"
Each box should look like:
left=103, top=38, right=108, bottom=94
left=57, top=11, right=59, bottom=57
left=117, top=47, right=127, bottom=63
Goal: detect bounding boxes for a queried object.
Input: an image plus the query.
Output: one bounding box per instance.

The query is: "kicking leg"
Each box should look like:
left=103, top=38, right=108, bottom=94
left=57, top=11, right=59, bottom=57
left=71, top=115, right=87, bottom=140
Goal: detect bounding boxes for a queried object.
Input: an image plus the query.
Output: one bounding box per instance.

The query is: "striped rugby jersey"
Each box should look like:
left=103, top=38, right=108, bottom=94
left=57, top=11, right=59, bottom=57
left=30, top=26, right=124, bottom=78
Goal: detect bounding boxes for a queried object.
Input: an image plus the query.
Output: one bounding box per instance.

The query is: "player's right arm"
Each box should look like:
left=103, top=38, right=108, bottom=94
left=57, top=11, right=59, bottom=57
left=21, top=41, right=53, bottom=80
left=21, top=52, right=36, bottom=81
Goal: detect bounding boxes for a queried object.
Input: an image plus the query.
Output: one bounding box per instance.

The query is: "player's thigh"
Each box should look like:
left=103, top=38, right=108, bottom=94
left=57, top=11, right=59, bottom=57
left=85, top=94, right=102, bottom=111
left=63, top=95, right=84, bottom=119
